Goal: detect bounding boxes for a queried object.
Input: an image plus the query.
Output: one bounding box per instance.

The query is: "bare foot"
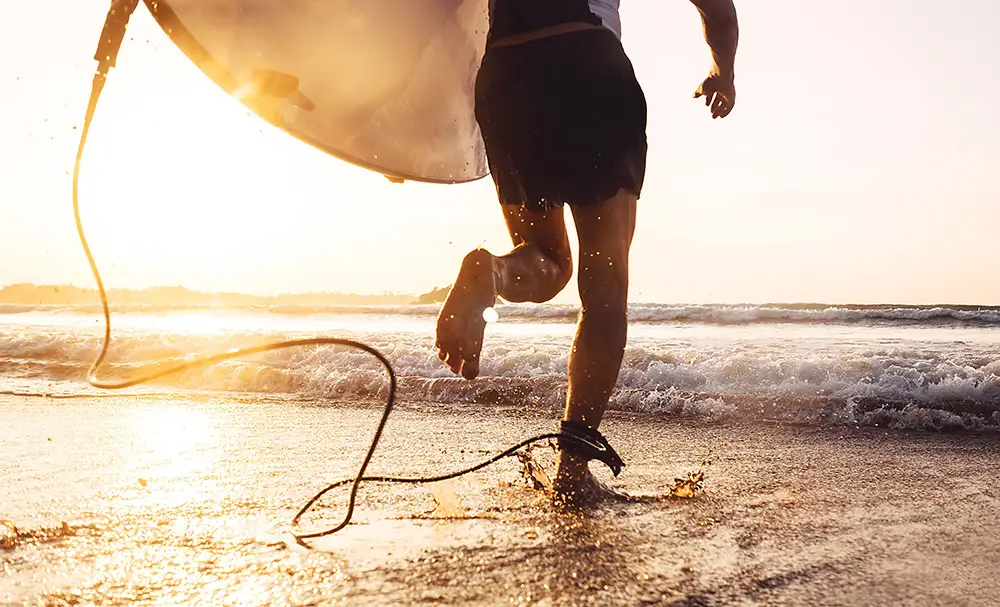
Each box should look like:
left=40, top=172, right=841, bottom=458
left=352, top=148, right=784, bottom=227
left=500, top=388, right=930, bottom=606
left=436, top=249, right=496, bottom=380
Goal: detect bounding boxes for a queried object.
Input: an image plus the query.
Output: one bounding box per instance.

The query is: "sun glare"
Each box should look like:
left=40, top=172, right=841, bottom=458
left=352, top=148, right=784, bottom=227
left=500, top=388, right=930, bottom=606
left=125, top=404, right=219, bottom=504
left=74, top=11, right=394, bottom=295
left=132, top=405, right=213, bottom=455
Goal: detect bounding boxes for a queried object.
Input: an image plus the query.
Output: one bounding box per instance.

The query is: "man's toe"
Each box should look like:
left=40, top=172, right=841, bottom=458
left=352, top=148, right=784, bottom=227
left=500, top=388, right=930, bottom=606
left=461, top=358, right=480, bottom=380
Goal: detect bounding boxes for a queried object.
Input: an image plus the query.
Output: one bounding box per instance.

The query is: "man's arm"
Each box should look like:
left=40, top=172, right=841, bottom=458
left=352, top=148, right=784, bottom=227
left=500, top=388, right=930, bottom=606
left=689, top=0, right=739, bottom=118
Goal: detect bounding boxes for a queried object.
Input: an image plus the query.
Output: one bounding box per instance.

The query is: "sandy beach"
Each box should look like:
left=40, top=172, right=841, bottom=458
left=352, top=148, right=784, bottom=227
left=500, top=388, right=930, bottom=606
left=3, top=394, right=998, bottom=606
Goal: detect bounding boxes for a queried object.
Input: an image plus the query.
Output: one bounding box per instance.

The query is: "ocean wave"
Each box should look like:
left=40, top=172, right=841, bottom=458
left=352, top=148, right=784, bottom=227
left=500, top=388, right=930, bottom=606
left=628, top=303, right=1000, bottom=326
left=4, top=302, right=1000, bottom=327
left=2, top=327, right=998, bottom=432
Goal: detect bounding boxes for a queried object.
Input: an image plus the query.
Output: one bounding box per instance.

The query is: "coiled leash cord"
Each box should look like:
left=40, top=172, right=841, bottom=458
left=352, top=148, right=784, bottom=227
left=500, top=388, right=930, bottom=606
left=74, top=0, right=625, bottom=545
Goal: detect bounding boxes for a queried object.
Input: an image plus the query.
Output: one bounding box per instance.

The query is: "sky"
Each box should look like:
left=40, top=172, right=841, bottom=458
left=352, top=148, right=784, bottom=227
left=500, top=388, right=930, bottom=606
left=2, top=0, right=998, bottom=305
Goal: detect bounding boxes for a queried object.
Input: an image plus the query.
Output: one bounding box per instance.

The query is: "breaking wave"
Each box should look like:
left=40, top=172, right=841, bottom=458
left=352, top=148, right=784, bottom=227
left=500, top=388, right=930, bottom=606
left=4, top=302, right=1000, bottom=326
left=2, top=324, right=998, bottom=432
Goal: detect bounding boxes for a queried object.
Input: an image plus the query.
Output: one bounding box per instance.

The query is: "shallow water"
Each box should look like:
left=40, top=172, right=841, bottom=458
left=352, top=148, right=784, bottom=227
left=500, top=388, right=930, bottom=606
left=4, top=397, right=999, bottom=606
left=2, top=397, right=559, bottom=605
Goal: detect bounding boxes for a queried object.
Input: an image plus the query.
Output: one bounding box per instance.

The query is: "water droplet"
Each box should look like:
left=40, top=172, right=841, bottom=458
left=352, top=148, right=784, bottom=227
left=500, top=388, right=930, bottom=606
left=482, top=307, right=499, bottom=324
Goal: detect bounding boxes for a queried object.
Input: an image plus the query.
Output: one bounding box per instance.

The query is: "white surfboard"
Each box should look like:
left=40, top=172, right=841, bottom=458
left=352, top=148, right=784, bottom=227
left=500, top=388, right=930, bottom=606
left=144, top=0, right=490, bottom=183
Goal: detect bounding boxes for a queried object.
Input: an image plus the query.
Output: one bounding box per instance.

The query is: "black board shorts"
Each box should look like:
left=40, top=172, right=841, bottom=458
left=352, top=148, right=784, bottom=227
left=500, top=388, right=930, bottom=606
left=475, top=28, right=648, bottom=211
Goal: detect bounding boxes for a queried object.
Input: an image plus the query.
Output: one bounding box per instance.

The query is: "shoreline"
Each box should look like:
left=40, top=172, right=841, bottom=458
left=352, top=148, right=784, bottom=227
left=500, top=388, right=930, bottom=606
left=3, top=395, right=999, bottom=606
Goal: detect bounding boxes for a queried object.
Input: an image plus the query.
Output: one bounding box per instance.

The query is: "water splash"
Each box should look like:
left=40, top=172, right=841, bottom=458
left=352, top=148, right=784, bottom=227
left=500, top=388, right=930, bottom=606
left=664, top=469, right=706, bottom=499
left=665, top=453, right=714, bottom=499
left=515, top=444, right=554, bottom=492
left=428, top=479, right=467, bottom=519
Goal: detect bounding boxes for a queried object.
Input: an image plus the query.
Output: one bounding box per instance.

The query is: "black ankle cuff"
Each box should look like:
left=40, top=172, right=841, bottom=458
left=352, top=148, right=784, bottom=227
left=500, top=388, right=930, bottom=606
left=556, top=420, right=625, bottom=477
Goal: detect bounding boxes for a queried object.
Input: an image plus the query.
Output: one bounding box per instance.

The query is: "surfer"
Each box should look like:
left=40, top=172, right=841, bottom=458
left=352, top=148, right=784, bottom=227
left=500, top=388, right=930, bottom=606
left=436, top=0, right=739, bottom=501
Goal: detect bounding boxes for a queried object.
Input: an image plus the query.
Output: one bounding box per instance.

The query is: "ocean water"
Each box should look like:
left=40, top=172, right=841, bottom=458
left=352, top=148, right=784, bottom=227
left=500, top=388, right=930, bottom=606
left=2, top=302, right=999, bottom=431
left=4, top=302, right=1000, bottom=605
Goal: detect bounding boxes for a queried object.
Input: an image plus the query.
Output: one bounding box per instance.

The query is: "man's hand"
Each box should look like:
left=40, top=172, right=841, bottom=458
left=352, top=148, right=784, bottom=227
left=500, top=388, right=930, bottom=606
left=689, top=0, right=738, bottom=119
left=694, top=72, right=735, bottom=119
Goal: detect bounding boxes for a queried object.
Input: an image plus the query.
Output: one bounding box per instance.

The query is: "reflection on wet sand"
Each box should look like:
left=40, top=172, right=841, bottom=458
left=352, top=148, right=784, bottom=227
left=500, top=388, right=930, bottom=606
left=5, top=398, right=1000, bottom=606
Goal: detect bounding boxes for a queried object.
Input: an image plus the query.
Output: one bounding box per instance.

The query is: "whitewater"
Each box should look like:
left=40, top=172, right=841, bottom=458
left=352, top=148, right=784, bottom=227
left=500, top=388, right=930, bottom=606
left=2, top=302, right=998, bottom=431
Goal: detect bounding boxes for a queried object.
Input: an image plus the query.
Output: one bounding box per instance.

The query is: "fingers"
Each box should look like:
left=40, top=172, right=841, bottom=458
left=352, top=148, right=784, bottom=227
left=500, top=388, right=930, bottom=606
left=694, top=76, right=735, bottom=118
left=693, top=80, right=706, bottom=98
left=697, top=88, right=722, bottom=114
left=698, top=88, right=733, bottom=119
left=711, top=92, right=735, bottom=118
left=718, top=99, right=734, bottom=118
left=693, top=85, right=710, bottom=103
left=694, top=86, right=719, bottom=111
left=693, top=89, right=715, bottom=108
left=711, top=94, right=726, bottom=118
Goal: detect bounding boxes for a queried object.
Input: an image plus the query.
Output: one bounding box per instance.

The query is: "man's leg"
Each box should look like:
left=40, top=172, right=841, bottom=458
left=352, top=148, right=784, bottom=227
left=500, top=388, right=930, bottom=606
left=436, top=204, right=574, bottom=379
left=553, top=188, right=637, bottom=498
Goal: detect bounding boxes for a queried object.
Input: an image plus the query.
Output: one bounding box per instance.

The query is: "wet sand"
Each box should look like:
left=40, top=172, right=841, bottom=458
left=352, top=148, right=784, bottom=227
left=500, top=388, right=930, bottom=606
left=2, top=395, right=999, bottom=606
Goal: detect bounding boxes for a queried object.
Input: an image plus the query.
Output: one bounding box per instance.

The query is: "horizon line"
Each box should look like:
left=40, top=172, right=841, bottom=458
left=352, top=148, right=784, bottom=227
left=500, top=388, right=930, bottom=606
left=0, top=283, right=997, bottom=310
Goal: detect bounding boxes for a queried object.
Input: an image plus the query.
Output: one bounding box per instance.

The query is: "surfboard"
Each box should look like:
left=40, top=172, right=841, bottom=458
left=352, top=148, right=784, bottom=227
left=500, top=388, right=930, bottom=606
left=142, top=0, right=490, bottom=184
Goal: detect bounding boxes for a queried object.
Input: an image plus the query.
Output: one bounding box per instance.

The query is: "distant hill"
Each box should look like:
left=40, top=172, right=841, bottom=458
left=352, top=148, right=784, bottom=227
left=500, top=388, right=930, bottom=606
left=412, top=285, right=506, bottom=306
left=414, top=285, right=451, bottom=304
left=0, top=283, right=416, bottom=307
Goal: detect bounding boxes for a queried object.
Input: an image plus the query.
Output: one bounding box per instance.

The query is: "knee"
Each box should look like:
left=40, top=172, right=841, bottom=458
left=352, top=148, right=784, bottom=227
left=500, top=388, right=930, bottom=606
left=579, top=278, right=628, bottom=322
left=578, top=261, right=627, bottom=312
left=580, top=295, right=628, bottom=323
left=578, top=292, right=628, bottom=352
